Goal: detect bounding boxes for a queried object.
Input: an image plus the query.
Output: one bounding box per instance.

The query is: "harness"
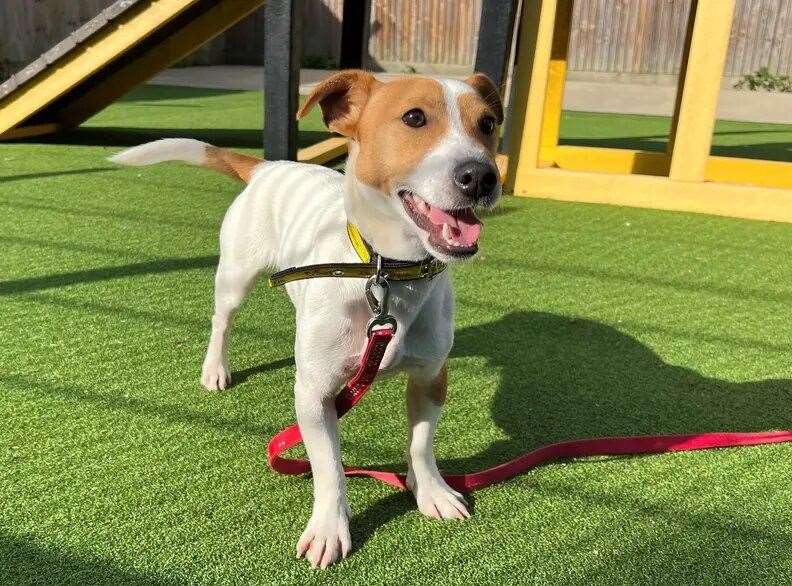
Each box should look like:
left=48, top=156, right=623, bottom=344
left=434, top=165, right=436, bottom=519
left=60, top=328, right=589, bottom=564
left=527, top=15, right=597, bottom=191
left=265, top=224, right=792, bottom=493
left=267, top=224, right=446, bottom=288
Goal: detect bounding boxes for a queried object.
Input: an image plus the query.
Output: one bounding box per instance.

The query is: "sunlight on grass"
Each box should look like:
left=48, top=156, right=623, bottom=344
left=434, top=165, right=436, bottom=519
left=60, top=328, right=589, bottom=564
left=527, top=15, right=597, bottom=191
left=1, top=85, right=792, bottom=585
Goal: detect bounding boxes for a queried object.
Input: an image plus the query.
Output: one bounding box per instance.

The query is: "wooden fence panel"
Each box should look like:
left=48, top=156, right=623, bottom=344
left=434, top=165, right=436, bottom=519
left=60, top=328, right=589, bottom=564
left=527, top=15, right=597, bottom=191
left=0, top=0, right=115, bottom=78
left=365, top=0, right=482, bottom=71
left=568, top=0, right=792, bottom=77
left=3, top=0, right=792, bottom=80
left=224, top=0, right=345, bottom=65
left=568, top=0, right=694, bottom=75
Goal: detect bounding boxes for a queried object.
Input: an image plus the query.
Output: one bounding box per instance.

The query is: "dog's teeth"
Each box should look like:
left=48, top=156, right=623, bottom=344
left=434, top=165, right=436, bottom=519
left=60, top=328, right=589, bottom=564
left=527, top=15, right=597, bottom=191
left=442, top=223, right=452, bottom=241
left=418, top=199, right=430, bottom=214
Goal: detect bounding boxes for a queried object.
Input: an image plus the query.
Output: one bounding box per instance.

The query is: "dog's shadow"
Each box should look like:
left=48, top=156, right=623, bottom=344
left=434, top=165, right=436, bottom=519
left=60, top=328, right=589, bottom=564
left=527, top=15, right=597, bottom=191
left=352, top=311, right=792, bottom=546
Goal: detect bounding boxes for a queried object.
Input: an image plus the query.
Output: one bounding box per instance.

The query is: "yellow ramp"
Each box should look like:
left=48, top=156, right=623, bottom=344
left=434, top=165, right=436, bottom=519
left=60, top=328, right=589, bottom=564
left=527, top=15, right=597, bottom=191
left=0, top=0, right=264, bottom=141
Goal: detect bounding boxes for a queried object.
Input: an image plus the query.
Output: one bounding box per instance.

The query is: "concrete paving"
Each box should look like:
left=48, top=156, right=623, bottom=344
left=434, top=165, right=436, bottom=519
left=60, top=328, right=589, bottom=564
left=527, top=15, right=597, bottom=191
left=150, top=65, right=792, bottom=125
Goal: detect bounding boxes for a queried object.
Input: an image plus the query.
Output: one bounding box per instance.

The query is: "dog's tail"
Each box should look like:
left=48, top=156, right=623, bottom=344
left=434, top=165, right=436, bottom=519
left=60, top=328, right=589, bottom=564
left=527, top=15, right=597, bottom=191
left=108, top=138, right=262, bottom=184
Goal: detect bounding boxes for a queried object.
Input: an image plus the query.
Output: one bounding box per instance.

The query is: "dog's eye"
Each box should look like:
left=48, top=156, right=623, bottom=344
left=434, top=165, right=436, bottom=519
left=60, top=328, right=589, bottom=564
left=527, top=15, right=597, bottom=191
left=402, top=108, right=426, bottom=128
left=479, top=115, right=496, bottom=136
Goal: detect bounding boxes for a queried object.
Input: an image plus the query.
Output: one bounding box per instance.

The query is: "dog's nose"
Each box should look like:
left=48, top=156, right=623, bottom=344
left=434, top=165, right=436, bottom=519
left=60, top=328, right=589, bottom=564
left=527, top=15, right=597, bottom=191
left=453, top=160, right=498, bottom=201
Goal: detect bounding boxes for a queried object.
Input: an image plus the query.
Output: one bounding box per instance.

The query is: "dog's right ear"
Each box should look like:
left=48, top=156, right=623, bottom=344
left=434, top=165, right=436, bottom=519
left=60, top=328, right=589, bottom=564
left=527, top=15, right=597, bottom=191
left=296, top=70, right=381, bottom=137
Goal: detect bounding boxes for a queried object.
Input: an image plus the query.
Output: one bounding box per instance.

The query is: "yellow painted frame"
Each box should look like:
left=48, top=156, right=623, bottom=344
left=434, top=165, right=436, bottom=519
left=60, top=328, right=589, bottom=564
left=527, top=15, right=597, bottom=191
left=506, top=0, right=792, bottom=224
left=0, top=0, right=201, bottom=136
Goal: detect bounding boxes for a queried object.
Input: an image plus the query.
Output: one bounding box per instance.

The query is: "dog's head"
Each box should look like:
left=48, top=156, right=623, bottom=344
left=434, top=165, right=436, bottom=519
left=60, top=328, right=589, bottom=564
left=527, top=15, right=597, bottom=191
left=298, top=70, right=503, bottom=263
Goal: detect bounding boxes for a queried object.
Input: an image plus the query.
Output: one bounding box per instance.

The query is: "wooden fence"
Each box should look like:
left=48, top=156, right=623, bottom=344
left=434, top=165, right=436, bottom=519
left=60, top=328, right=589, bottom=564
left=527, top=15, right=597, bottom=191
left=366, top=0, right=482, bottom=71
left=3, top=0, right=792, bottom=79
left=0, top=0, right=114, bottom=77
left=568, top=0, right=792, bottom=76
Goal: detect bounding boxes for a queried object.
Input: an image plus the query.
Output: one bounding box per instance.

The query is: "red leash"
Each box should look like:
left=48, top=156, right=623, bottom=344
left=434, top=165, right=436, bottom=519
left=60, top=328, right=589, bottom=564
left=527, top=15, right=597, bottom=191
left=267, top=323, right=792, bottom=493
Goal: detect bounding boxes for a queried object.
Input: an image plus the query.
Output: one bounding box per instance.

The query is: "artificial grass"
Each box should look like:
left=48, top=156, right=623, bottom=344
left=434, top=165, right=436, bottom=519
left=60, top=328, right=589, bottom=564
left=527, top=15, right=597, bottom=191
left=1, top=85, right=792, bottom=585
left=559, top=109, right=792, bottom=161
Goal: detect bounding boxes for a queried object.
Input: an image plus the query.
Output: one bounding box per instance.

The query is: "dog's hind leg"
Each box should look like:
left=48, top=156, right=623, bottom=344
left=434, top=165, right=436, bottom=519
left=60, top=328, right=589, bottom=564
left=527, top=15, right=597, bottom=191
left=406, top=366, right=470, bottom=520
left=201, top=261, right=260, bottom=390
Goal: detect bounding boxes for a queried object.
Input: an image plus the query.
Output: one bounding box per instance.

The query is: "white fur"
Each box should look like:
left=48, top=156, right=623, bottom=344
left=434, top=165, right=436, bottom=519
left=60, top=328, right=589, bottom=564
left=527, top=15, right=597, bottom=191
left=108, top=138, right=209, bottom=166
left=109, top=75, right=500, bottom=569
left=398, top=79, right=502, bottom=261
left=406, top=80, right=493, bottom=209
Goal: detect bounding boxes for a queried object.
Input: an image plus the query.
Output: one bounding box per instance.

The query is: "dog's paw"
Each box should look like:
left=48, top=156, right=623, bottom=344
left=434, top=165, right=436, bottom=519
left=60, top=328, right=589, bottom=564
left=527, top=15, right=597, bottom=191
left=410, top=476, right=470, bottom=520
left=296, top=502, right=352, bottom=569
left=201, top=358, right=231, bottom=391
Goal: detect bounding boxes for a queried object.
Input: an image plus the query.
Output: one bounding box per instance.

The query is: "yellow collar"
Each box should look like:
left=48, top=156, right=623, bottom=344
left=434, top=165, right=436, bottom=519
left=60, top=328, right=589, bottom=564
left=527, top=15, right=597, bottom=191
left=346, top=222, right=372, bottom=263
left=267, top=223, right=446, bottom=287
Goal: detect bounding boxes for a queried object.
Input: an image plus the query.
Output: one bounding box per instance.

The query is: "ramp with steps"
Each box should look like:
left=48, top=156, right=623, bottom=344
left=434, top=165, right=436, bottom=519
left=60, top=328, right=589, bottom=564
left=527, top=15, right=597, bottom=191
left=0, top=0, right=263, bottom=141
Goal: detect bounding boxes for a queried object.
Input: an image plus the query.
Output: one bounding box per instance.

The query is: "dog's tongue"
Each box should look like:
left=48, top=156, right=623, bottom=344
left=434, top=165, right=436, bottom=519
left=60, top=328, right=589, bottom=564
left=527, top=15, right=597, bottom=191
left=428, top=206, right=482, bottom=246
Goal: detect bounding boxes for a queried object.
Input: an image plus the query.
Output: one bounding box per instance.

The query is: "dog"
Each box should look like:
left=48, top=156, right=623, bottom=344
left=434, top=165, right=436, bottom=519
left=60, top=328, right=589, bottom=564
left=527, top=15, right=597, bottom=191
left=111, top=70, right=503, bottom=568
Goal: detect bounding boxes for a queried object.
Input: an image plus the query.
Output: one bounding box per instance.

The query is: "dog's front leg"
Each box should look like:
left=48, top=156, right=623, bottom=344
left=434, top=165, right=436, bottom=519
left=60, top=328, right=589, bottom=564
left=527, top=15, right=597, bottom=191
left=406, top=366, right=470, bottom=520
left=294, top=372, right=351, bottom=568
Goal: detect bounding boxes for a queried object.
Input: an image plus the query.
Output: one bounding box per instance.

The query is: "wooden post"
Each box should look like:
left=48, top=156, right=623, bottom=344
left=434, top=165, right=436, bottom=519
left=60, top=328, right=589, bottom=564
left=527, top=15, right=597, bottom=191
left=264, top=0, right=303, bottom=160
left=506, top=0, right=558, bottom=192
left=539, top=0, right=573, bottom=154
left=339, top=0, right=367, bottom=69
left=668, top=0, right=736, bottom=182
left=474, top=0, right=518, bottom=91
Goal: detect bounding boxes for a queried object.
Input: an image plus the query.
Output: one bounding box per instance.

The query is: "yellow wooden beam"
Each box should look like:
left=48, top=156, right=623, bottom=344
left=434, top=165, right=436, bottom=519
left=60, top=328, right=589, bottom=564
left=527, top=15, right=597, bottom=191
left=536, top=145, right=792, bottom=190
left=706, top=155, right=792, bottom=190
left=0, top=123, right=63, bottom=141
left=506, top=0, right=558, bottom=191
left=512, top=167, right=792, bottom=224
left=297, top=137, right=348, bottom=165
left=57, top=0, right=264, bottom=129
left=540, top=145, right=670, bottom=176
left=539, top=0, right=574, bottom=150
left=668, top=0, right=736, bottom=182
left=667, top=0, right=698, bottom=156
left=0, top=0, right=200, bottom=135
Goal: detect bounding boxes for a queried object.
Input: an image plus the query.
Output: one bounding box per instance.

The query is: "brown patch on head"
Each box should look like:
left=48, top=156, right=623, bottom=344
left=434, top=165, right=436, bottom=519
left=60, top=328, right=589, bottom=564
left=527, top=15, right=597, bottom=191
left=465, top=73, right=504, bottom=123
left=354, top=77, right=450, bottom=193
left=457, top=92, right=500, bottom=154
left=296, top=70, right=381, bottom=136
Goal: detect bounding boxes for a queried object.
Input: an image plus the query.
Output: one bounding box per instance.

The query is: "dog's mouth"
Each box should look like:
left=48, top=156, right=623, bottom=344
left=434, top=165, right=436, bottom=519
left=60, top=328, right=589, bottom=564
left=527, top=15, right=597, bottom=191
left=399, top=190, right=482, bottom=258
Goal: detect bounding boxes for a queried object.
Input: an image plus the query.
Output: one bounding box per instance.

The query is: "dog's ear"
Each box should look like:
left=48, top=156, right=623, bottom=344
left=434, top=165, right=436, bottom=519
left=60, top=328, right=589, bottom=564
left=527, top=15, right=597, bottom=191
left=465, top=73, right=504, bottom=125
left=297, top=70, right=381, bottom=137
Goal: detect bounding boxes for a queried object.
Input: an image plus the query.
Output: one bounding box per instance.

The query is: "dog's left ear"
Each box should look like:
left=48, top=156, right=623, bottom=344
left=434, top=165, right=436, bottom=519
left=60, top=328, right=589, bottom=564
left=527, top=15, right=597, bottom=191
left=297, top=70, right=381, bottom=137
left=465, top=73, right=504, bottom=125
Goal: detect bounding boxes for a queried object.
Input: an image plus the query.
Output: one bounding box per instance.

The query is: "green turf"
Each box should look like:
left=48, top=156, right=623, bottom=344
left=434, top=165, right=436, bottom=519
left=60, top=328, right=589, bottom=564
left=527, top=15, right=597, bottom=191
left=2, top=85, right=792, bottom=585
left=559, top=109, right=792, bottom=161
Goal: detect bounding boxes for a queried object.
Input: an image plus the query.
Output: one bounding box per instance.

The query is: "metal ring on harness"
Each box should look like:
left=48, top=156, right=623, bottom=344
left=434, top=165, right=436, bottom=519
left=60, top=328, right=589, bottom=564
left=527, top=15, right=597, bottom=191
left=367, top=314, right=397, bottom=336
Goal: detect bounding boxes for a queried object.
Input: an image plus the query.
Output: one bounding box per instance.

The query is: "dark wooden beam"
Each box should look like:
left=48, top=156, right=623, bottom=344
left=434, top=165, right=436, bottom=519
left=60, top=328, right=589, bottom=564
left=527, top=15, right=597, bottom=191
left=264, top=0, right=303, bottom=160
left=474, top=0, right=518, bottom=91
left=339, top=0, right=367, bottom=69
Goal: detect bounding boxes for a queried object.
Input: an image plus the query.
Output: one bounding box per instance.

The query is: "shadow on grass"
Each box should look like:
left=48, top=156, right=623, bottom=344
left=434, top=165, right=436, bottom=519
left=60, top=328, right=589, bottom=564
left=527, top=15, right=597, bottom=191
left=0, top=255, right=219, bottom=296
left=118, top=84, right=249, bottom=103
left=35, top=128, right=333, bottom=152
left=3, top=373, right=277, bottom=438
left=351, top=311, right=792, bottom=546
left=0, top=168, right=117, bottom=184
left=444, top=311, right=792, bottom=470
left=231, top=357, right=296, bottom=387
left=0, top=532, right=176, bottom=586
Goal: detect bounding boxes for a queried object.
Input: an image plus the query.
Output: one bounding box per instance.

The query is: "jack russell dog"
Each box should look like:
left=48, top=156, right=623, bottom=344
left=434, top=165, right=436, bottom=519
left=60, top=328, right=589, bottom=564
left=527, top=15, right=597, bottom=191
left=111, top=70, right=503, bottom=568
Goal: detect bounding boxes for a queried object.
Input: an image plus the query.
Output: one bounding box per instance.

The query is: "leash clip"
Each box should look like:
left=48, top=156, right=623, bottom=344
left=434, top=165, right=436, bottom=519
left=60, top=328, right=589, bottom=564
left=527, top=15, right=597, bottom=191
left=365, top=275, right=390, bottom=317
left=365, top=255, right=397, bottom=334
left=365, top=256, right=390, bottom=317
